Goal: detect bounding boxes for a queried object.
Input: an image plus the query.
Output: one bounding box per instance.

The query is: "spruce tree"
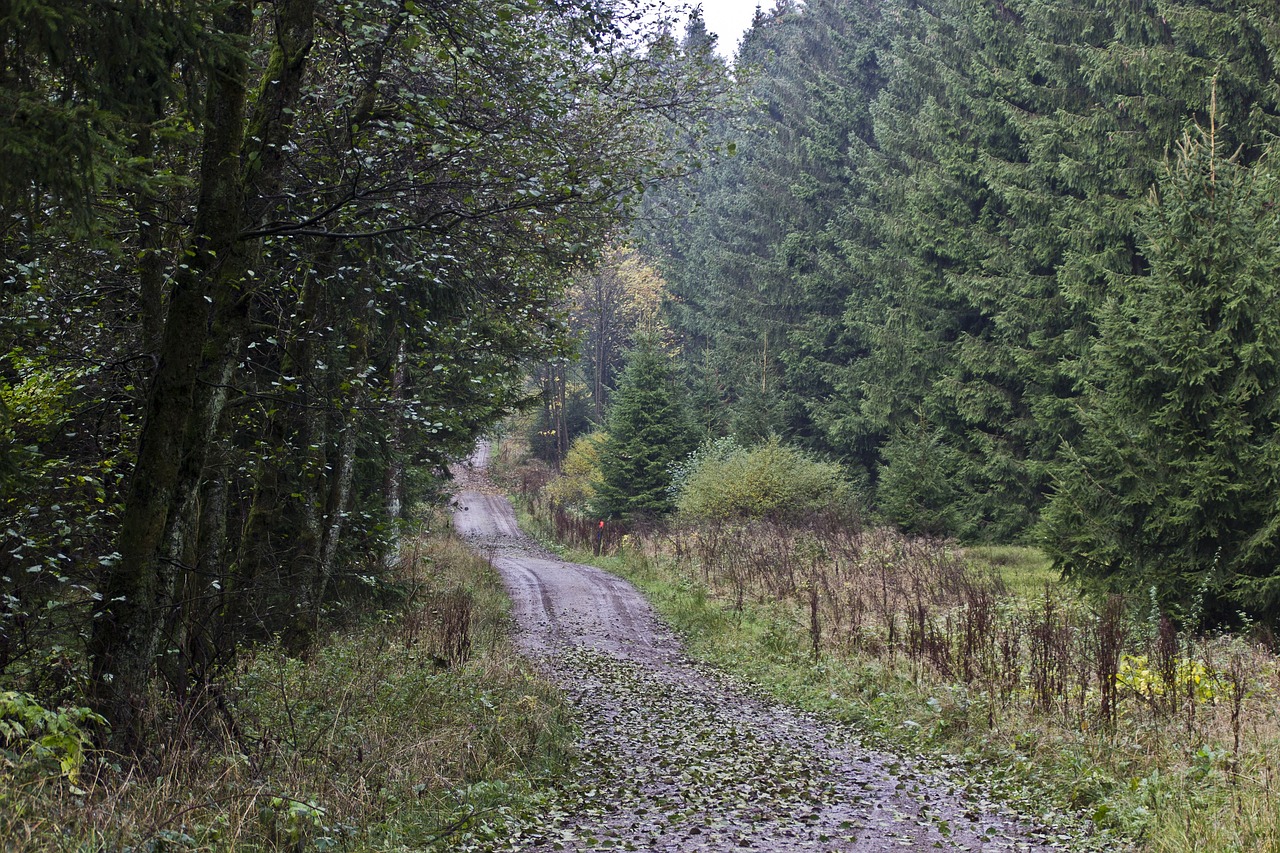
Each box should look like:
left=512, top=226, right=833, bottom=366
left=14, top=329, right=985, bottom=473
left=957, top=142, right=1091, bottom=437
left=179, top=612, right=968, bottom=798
left=1041, top=125, right=1280, bottom=623
left=639, top=0, right=883, bottom=445
left=594, top=336, right=698, bottom=519
left=636, top=0, right=1280, bottom=553
left=818, top=0, right=1071, bottom=540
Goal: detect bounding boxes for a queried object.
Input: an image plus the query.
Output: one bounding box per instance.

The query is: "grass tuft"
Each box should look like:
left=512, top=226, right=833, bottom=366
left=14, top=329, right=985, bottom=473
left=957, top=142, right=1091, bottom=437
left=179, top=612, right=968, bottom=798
left=964, top=545, right=1060, bottom=600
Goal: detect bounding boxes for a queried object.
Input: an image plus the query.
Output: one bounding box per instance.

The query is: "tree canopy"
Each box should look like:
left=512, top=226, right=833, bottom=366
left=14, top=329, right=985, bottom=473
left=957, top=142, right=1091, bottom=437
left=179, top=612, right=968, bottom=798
left=0, top=0, right=728, bottom=740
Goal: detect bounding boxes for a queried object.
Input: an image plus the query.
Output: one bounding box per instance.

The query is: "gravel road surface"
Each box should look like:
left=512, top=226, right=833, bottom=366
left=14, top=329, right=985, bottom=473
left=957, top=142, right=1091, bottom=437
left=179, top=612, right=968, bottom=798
left=451, top=445, right=1075, bottom=852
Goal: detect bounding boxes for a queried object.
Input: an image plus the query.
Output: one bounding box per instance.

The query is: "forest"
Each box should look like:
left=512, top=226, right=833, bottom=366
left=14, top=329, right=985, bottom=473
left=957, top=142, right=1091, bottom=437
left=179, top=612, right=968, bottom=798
left=0, top=0, right=724, bottom=744
left=5, top=0, right=1280, bottom=847
left=615, top=0, right=1280, bottom=629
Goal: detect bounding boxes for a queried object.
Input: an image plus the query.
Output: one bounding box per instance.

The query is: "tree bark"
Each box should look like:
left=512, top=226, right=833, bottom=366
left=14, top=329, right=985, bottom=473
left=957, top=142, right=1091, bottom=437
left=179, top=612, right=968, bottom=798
left=91, top=0, right=319, bottom=743
left=383, top=337, right=408, bottom=564
left=90, top=0, right=253, bottom=742
left=134, top=124, right=167, bottom=355
left=313, top=423, right=356, bottom=624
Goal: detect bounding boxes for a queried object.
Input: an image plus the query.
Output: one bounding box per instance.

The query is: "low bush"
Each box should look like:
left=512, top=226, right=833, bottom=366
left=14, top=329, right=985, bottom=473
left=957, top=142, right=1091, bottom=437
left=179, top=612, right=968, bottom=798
left=544, top=431, right=609, bottom=512
left=672, top=437, right=858, bottom=521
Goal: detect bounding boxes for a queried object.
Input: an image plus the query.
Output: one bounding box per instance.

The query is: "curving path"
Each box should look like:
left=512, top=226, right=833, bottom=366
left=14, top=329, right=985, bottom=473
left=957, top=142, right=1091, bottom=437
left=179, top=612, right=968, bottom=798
left=451, top=445, right=1078, bottom=852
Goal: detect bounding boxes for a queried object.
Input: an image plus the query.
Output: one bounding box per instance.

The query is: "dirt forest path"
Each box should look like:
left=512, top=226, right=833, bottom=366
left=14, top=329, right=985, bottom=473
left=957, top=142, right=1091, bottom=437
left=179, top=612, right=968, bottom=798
left=451, top=444, right=1075, bottom=852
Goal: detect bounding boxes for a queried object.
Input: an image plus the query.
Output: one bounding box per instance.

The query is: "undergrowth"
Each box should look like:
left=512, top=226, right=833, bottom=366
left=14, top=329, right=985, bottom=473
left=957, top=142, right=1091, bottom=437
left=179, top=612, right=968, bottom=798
left=517, top=489, right=1280, bottom=852
left=0, top=510, right=574, bottom=851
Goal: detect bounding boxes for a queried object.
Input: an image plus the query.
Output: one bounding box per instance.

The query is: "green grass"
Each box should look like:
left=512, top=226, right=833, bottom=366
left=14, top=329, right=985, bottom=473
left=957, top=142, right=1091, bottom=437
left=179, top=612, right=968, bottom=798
left=964, top=544, right=1062, bottom=600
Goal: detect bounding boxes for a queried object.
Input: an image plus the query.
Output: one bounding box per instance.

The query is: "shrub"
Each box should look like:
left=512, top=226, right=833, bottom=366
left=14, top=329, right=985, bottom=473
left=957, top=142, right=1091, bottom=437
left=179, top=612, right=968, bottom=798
left=674, top=437, right=856, bottom=521
left=0, top=691, right=104, bottom=785
left=545, top=431, right=609, bottom=511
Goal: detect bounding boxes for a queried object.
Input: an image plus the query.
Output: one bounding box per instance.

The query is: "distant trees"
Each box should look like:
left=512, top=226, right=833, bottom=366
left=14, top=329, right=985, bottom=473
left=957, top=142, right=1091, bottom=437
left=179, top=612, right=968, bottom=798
left=573, top=246, right=669, bottom=425
left=640, top=0, right=870, bottom=445
left=636, top=0, right=1280, bottom=623
left=527, top=245, right=670, bottom=467
left=1, top=0, right=727, bottom=741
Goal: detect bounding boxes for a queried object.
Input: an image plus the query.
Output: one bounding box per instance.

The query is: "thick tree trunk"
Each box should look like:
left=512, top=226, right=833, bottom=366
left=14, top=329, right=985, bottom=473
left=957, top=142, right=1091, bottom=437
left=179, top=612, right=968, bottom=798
left=134, top=125, right=167, bottom=355
left=91, top=0, right=318, bottom=743
left=90, top=0, right=252, bottom=742
left=314, top=424, right=357, bottom=618
left=192, top=440, right=232, bottom=669
left=159, top=357, right=239, bottom=699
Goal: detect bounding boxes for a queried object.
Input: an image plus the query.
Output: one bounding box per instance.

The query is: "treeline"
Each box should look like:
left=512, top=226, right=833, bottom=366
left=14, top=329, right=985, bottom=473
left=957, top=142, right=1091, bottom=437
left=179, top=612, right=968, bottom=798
left=637, top=0, right=1280, bottom=624
left=0, top=0, right=725, bottom=742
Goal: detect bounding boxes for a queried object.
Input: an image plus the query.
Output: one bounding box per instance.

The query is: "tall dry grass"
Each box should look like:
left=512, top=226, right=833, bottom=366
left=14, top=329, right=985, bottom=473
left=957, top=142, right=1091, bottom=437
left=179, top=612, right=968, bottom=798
left=525, top=494, right=1280, bottom=849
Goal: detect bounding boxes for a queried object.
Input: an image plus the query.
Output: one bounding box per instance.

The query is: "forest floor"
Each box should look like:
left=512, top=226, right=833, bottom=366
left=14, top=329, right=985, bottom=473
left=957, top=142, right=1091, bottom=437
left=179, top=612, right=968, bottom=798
left=450, top=447, right=1084, bottom=852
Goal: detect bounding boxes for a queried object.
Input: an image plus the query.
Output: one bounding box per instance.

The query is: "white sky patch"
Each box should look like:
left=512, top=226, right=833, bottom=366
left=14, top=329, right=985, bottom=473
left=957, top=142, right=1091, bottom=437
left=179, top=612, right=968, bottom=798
left=693, top=1, right=760, bottom=61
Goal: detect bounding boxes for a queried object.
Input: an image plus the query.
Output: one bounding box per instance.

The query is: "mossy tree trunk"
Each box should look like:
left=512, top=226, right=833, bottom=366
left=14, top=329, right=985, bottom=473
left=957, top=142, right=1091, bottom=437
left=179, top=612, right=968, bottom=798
left=90, top=0, right=318, bottom=742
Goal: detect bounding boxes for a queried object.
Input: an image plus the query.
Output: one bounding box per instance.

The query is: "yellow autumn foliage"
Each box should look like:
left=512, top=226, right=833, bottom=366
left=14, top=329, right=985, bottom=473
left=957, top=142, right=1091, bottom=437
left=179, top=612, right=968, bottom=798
left=546, top=430, right=609, bottom=509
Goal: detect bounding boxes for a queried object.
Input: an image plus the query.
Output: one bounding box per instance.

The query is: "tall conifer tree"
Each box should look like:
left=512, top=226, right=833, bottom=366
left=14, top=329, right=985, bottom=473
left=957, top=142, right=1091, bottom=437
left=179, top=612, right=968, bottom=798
left=641, top=0, right=883, bottom=443
left=1042, top=126, right=1280, bottom=622
left=594, top=336, right=698, bottom=518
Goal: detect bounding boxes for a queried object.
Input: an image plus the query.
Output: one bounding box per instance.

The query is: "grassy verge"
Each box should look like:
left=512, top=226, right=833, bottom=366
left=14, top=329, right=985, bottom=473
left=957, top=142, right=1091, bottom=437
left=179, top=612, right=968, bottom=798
left=514, top=493, right=1280, bottom=853
left=964, top=544, right=1058, bottom=598
left=0, top=512, right=574, bottom=851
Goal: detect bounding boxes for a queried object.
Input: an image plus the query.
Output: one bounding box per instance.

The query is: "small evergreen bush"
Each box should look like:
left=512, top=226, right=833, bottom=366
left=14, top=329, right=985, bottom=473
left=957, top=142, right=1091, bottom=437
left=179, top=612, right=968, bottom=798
left=875, top=425, right=965, bottom=538
left=593, top=336, right=697, bottom=518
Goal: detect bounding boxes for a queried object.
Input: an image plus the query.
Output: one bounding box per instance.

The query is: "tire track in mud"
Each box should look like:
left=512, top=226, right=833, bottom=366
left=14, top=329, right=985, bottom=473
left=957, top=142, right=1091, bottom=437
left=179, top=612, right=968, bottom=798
left=451, top=448, right=1080, bottom=852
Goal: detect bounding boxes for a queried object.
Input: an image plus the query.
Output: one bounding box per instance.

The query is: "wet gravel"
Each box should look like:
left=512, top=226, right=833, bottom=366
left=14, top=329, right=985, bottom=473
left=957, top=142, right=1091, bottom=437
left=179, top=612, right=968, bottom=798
left=450, top=449, right=1079, bottom=852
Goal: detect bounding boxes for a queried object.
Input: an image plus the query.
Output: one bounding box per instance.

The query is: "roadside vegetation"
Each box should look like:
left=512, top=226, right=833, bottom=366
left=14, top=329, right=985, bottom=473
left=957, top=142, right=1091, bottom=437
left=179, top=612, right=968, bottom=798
left=507, top=434, right=1280, bottom=853
left=0, top=512, right=573, bottom=851
left=1, top=2, right=725, bottom=847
